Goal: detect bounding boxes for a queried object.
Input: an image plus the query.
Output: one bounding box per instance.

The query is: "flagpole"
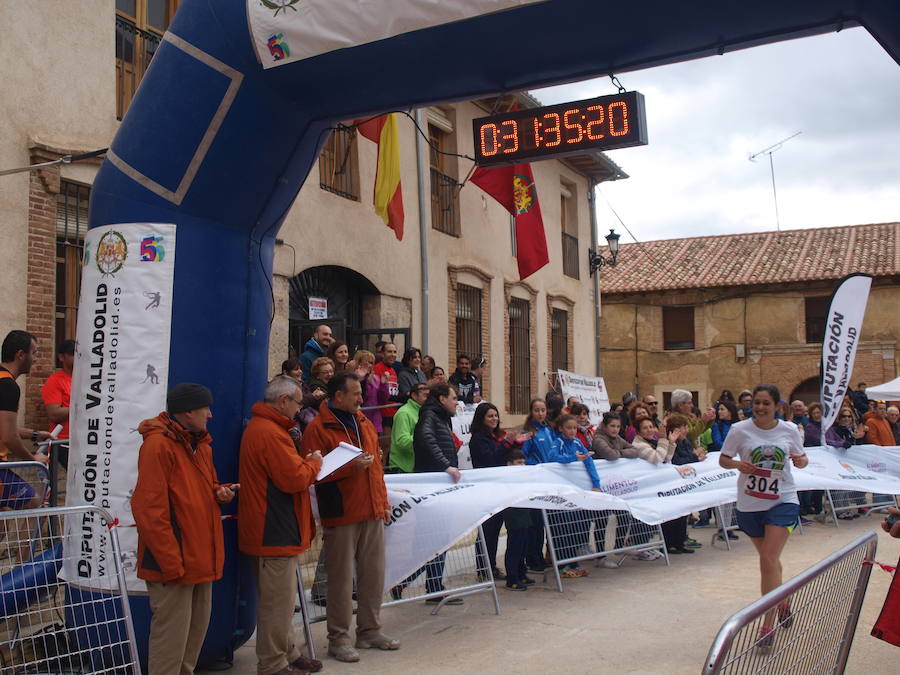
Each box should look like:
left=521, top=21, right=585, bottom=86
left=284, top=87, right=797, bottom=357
left=414, top=108, right=430, bottom=354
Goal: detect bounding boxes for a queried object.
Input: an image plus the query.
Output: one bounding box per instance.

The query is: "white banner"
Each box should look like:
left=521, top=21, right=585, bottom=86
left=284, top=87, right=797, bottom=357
left=557, top=369, right=610, bottom=426
left=382, top=445, right=900, bottom=590
left=248, top=0, right=543, bottom=69
left=820, top=273, right=872, bottom=431
left=63, top=223, right=176, bottom=590
left=452, top=402, right=478, bottom=469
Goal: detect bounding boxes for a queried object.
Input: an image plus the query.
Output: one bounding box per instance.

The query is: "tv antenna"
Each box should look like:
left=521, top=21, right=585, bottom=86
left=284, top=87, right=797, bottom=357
left=749, top=131, right=801, bottom=231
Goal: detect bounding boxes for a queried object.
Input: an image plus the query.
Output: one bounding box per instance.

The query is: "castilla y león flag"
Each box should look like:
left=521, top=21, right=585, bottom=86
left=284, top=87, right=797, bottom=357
left=471, top=164, right=549, bottom=279
left=355, top=113, right=404, bottom=240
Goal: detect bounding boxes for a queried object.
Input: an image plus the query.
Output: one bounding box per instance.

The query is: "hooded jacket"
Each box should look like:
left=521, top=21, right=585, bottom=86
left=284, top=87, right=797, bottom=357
left=300, top=400, right=389, bottom=527
left=300, top=338, right=325, bottom=383
left=448, top=369, right=479, bottom=404
left=522, top=420, right=562, bottom=465
left=554, top=433, right=602, bottom=489
left=238, top=402, right=321, bottom=557
left=132, top=412, right=227, bottom=584
left=413, top=396, right=457, bottom=472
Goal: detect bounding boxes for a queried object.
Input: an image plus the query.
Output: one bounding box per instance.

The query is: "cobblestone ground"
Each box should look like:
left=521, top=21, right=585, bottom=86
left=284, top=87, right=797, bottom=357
left=203, top=514, right=898, bottom=675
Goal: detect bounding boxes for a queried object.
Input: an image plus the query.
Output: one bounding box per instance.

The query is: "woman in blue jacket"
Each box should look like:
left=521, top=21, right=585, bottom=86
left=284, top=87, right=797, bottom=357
left=469, top=402, right=531, bottom=580
left=709, top=400, right=738, bottom=452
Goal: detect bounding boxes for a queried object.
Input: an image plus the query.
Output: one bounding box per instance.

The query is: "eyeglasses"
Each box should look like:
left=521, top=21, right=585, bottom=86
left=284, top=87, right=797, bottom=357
left=839, top=414, right=853, bottom=419
left=644, top=401, right=658, bottom=406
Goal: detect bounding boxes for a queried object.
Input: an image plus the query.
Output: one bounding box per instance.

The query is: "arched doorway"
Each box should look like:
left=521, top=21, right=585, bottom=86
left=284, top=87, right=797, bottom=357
left=288, top=265, right=409, bottom=356
left=790, top=376, right=821, bottom=405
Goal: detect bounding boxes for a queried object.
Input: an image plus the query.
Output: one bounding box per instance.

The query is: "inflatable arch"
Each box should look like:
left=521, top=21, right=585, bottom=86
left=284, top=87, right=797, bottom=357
left=71, top=0, right=898, bottom=666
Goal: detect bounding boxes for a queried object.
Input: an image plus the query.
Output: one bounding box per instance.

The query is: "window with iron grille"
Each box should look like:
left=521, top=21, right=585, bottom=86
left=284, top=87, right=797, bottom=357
left=116, top=0, right=177, bottom=119
left=55, top=181, right=90, bottom=342
left=560, top=181, right=579, bottom=278
left=456, top=284, right=482, bottom=361
left=663, top=306, right=695, bottom=350
left=429, top=124, right=461, bottom=236
left=551, top=308, right=569, bottom=373
left=804, top=296, right=830, bottom=343
left=319, top=124, right=360, bottom=201
left=508, top=297, right=531, bottom=414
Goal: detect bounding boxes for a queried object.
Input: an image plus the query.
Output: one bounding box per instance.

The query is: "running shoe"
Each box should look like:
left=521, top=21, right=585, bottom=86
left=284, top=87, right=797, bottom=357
left=559, top=568, right=581, bottom=578
left=602, top=557, right=621, bottom=568
left=683, top=537, right=702, bottom=548
left=573, top=567, right=590, bottom=577
left=756, top=625, right=775, bottom=650
left=692, top=518, right=710, bottom=528
left=799, top=517, right=812, bottom=525
left=505, top=582, right=527, bottom=591
left=726, top=531, right=739, bottom=540
left=632, top=550, right=658, bottom=561
left=520, top=576, right=536, bottom=585
left=777, top=602, right=794, bottom=628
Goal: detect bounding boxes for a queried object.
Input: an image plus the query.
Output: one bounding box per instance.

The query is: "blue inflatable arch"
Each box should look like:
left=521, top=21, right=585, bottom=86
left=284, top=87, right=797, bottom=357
left=86, top=0, right=900, bottom=665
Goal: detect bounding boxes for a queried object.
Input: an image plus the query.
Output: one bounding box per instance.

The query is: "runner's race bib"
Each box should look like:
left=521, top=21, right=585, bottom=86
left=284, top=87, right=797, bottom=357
left=744, top=467, right=782, bottom=500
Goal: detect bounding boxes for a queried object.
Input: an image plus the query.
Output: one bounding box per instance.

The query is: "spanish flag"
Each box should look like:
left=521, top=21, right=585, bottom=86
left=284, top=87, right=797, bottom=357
left=355, top=114, right=404, bottom=240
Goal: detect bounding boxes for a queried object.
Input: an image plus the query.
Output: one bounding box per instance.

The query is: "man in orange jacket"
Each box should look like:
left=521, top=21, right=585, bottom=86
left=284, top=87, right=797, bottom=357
left=301, top=371, right=399, bottom=663
left=864, top=400, right=896, bottom=505
left=239, top=376, right=324, bottom=675
left=132, top=383, right=237, bottom=675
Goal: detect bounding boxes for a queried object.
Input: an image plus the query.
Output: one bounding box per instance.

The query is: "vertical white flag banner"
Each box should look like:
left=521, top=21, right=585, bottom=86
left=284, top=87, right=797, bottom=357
left=63, top=223, right=176, bottom=591
left=557, top=369, right=610, bottom=425
left=820, top=273, right=872, bottom=432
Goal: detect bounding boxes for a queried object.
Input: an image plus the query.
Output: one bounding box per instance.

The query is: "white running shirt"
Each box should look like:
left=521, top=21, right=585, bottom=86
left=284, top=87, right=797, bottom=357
left=720, top=419, right=805, bottom=512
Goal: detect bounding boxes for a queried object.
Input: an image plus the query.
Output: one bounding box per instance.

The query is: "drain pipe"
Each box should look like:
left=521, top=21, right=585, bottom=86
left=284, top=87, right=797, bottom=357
left=588, top=182, right=601, bottom=376
left=414, top=108, right=430, bottom=354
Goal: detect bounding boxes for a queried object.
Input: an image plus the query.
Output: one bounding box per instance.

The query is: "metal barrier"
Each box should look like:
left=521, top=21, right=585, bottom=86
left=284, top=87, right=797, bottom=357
left=818, top=490, right=897, bottom=527
left=543, top=509, right=669, bottom=591
left=703, top=531, right=877, bottom=674
left=0, top=461, right=53, bottom=547
left=0, top=504, right=139, bottom=673
left=295, top=522, right=500, bottom=656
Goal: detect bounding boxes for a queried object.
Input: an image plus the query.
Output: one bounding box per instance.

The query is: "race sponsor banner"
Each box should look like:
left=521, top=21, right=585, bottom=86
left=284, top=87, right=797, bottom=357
left=452, top=402, right=478, bottom=469
left=63, top=223, right=176, bottom=590
left=248, top=0, right=543, bottom=69
left=557, top=369, right=610, bottom=425
left=382, top=446, right=900, bottom=590
left=820, top=273, right=872, bottom=431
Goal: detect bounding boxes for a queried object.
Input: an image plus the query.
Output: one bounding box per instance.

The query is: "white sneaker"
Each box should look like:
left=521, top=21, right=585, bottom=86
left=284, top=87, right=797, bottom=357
left=632, top=550, right=658, bottom=561
left=602, top=557, right=621, bottom=568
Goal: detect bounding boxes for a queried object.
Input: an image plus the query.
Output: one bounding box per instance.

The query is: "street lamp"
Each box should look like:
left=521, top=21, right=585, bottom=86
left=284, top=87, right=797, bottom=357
left=588, top=229, right=620, bottom=276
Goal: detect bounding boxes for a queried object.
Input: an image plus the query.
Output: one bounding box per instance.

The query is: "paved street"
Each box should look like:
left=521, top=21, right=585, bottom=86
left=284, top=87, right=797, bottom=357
left=205, top=515, right=898, bottom=674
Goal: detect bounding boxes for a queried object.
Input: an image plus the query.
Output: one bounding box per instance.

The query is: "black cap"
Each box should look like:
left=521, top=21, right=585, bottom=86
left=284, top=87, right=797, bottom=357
left=167, top=383, right=213, bottom=414
left=58, top=339, right=76, bottom=355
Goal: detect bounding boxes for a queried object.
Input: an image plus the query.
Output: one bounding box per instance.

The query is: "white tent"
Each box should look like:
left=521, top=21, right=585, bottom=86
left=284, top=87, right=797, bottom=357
left=865, top=377, right=900, bottom=400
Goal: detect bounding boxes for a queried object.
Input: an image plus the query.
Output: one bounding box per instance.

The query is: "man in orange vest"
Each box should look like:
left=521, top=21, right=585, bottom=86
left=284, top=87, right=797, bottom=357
left=132, top=383, right=236, bottom=675
left=238, top=376, right=323, bottom=675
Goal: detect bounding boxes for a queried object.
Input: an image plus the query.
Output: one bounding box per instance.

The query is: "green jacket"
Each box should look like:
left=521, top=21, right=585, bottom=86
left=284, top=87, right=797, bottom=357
left=686, top=416, right=709, bottom=448
left=388, top=398, right=421, bottom=473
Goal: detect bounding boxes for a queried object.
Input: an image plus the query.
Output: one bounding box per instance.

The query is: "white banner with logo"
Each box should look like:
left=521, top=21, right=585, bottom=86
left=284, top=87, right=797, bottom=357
left=557, top=369, right=610, bottom=425
left=820, top=273, right=872, bottom=431
left=63, top=223, right=176, bottom=590
left=248, top=0, right=543, bottom=69
left=382, top=446, right=900, bottom=589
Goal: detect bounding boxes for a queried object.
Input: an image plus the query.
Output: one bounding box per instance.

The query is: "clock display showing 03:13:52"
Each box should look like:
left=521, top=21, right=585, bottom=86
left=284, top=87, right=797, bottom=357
left=472, top=91, right=647, bottom=167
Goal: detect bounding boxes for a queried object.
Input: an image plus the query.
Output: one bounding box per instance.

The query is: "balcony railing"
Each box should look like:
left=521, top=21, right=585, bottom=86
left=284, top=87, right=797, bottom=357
left=430, top=168, right=461, bottom=236
left=562, top=232, right=580, bottom=279
left=116, top=15, right=162, bottom=120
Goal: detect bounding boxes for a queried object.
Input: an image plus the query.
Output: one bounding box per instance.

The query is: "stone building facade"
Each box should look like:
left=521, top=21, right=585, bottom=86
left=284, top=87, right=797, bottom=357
left=597, top=223, right=900, bottom=408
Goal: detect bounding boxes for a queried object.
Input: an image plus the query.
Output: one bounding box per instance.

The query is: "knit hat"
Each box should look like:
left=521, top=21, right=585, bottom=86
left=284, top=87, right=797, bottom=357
left=167, top=383, right=213, bottom=414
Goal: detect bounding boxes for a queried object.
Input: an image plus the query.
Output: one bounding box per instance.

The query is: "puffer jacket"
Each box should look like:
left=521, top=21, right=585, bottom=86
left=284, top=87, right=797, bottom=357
left=238, top=402, right=321, bottom=557
left=591, top=428, right=639, bottom=460
left=671, top=438, right=700, bottom=466
left=132, top=413, right=228, bottom=584
left=300, top=400, right=389, bottom=527
left=413, top=396, right=457, bottom=473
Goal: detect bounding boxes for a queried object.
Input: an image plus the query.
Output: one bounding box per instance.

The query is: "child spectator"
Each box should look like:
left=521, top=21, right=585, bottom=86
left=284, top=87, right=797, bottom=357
left=503, top=449, right=535, bottom=591
left=570, top=403, right=595, bottom=448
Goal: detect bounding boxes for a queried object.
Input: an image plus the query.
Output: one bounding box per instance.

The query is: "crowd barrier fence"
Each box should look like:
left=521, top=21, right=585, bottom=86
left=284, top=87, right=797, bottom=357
left=294, top=522, right=500, bottom=659
left=0, top=504, right=139, bottom=673
left=819, top=490, right=897, bottom=528
left=712, top=502, right=804, bottom=551
left=703, top=531, right=877, bottom=674
left=542, top=508, right=668, bottom=591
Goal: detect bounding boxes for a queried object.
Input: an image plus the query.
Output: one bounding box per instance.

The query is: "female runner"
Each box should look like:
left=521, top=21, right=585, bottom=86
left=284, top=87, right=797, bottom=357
left=718, top=384, right=808, bottom=648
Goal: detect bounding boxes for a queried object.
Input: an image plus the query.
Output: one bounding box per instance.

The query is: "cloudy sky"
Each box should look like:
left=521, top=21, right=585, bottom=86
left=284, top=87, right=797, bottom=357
left=533, top=27, right=900, bottom=243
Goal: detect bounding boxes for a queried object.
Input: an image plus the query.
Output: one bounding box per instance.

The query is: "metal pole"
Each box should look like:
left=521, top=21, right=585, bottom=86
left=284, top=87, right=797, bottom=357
left=541, top=510, right=564, bottom=592
left=587, top=183, right=602, bottom=376
left=295, top=560, right=317, bottom=660
left=414, top=108, right=430, bottom=354
left=769, top=151, right=780, bottom=231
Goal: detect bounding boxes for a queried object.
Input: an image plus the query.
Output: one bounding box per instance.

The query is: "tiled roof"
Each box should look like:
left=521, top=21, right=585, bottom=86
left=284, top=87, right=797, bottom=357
left=597, top=222, right=900, bottom=294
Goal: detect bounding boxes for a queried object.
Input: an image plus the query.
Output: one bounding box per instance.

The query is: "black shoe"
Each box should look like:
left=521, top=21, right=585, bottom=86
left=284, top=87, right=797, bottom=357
left=727, top=531, right=739, bottom=540
left=526, top=562, right=546, bottom=572
left=492, top=567, right=507, bottom=580
left=505, top=582, right=527, bottom=591
left=389, top=585, right=404, bottom=601
left=520, top=576, right=536, bottom=585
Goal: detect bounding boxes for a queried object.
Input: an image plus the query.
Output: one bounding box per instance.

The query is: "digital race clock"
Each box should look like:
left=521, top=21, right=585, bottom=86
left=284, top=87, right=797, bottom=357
left=472, top=91, right=648, bottom=167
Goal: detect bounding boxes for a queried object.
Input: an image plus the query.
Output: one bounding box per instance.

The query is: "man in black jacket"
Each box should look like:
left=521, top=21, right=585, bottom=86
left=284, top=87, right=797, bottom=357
left=447, top=355, right=481, bottom=405
left=403, top=383, right=463, bottom=604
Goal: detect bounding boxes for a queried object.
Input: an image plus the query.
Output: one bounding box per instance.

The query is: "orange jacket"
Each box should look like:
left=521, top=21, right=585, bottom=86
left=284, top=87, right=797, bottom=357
left=238, top=402, right=321, bottom=557
left=132, top=413, right=226, bottom=584
left=300, top=400, right=389, bottom=527
left=865, top=415, right=896, bottom=446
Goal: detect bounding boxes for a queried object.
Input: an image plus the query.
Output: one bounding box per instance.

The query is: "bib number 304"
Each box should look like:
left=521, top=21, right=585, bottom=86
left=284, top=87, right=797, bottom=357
left=745, top=468, right=781, bottom=500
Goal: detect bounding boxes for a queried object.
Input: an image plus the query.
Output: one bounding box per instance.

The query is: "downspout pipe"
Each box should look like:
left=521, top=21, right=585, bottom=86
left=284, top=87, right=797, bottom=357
left=588, top=182, right=601, bottom=376
left=414, top=108, right=430, bottom=354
